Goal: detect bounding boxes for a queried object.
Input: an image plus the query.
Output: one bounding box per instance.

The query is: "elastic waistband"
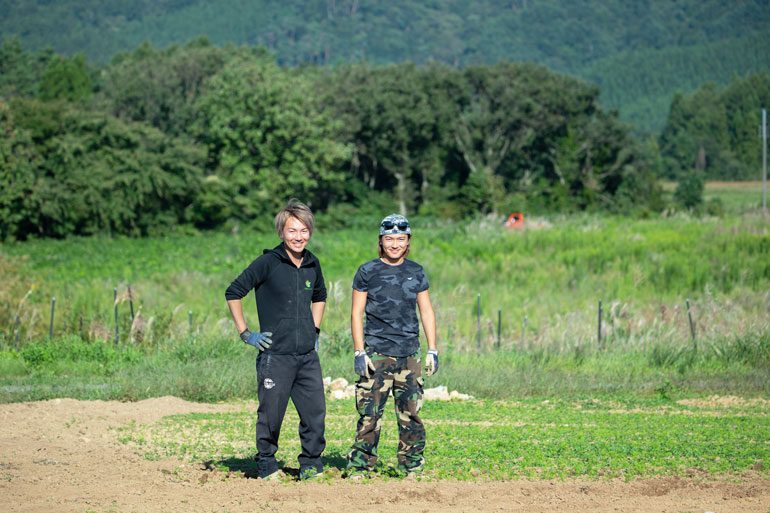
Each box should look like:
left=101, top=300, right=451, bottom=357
left=264, top=349, right=316, bottom=357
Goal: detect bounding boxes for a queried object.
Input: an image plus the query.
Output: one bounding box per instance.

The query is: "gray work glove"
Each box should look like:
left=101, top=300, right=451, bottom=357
left=314, top=327, right=320, bottom=352
left=354, top=350, right=375, bottom=379
left=240, top=329, right=273, bottom=351
left=425, top=350, right=439, bottom=377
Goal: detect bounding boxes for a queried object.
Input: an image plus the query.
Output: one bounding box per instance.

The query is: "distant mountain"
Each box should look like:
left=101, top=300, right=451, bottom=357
left=1, top=0, right=768, bottom=133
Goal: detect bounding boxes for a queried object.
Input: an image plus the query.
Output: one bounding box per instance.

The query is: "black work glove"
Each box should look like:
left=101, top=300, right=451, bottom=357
left=354, top=350, right=375, bottom=379
left=240, top=330, right=273, bottom=351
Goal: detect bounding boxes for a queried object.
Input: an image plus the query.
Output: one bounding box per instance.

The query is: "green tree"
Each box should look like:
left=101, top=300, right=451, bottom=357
left=195, top=55, right=351, bottom=226
left=0, top=37, right=53, bottom=99
left=38, top=54, right=92, bottom=102
left=0, top=100, right=41, bottom=240
left=674, top=172, right=705, bottom=210
left=4, top=98, right=204, bottom=239
left=660, top=74, right=770, bottom=180
left=100, top=38, right=233, bottom=136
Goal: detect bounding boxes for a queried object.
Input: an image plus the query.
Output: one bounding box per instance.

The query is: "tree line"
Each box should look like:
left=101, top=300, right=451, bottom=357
left=660, top=73, right=770, bottom=182
left=0, top=38, right=766, bottom=240
left=2, top=0, right=768, bottom=133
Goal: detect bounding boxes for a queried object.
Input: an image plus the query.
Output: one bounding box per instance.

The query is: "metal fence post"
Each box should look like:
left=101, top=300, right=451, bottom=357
left=49, top=297, right=56, bottom=338
left=597, top=299, right=603, bottom=346
left=476, top=293, right=481, bottom=353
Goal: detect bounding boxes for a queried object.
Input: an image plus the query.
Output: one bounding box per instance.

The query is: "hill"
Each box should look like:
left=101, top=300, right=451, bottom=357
left=1, top=0, right=768, bottom=133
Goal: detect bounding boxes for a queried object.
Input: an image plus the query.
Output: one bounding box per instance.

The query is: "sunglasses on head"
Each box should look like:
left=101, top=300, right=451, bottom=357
left=381, top=220, right=409, bottom=230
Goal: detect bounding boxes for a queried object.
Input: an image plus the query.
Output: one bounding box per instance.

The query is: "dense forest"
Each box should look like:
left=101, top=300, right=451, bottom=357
left=660, top=74, right=770, bottom=181
left=1, top=0, right=768, bottom=132
left=1, top=39, right=666, bottom=240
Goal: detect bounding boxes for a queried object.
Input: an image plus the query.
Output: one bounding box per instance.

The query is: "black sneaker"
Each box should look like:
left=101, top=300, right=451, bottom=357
left=256, top=457, right=281, bottom=480
left=262, top=469, right=285, bottom=481
left=299, top=467, right=323, bottom=480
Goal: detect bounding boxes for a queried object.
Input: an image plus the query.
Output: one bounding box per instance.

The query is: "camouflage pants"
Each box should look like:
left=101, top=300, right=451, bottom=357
left=347, top=351, right=425, bottom=472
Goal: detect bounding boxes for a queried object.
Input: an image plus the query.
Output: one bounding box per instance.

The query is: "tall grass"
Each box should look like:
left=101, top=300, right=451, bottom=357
left=4, top=212, right=766, bottom=350
left=1, top=195, right=768, bottom=402
left=0, top=328, right=767, bottom=403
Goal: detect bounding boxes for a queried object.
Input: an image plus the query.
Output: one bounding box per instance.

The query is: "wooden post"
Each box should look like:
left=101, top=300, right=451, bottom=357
left=188, top=310, right=193, bottom=333
left=597, top=299, right=603, bottom=346
left=686, top=298, right=697, bottom=349
left=128, top=285, right=135, bottom=323
left=497, top=309, right=501, bottom=349
left=14, top=313, right=21, bottom=347
left=113, top=288, right=119, bottom=346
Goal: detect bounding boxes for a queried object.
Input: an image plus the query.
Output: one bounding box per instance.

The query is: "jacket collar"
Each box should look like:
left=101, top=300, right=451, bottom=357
left=265, top=243, right=317, bottom=267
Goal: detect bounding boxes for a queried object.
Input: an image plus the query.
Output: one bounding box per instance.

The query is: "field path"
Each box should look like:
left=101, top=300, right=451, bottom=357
left=1, top=397, right=768, bottom=513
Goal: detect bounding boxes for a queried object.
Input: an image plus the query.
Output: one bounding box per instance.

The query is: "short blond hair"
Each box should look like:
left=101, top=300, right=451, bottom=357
left=275, top=198, right=315, bottom=237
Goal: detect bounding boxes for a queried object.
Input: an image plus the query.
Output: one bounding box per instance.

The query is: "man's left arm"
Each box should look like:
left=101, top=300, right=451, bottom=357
left=311, top=301, right=326, bottom=331
left=311, top=263, right=328, bottom=347
left=417, top=290, right=438, bottom=376
left=416, top=290, right=436, bottom=351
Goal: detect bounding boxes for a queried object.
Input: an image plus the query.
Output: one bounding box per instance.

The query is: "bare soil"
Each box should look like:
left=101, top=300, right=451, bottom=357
left=1, top=397, right=768, bottom=513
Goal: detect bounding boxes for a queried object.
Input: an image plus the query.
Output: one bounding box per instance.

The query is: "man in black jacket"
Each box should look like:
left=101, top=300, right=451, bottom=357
left=225, top=199, right=327, bottom=480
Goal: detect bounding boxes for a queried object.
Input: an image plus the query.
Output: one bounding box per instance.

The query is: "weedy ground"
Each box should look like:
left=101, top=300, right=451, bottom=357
left=117, top=396, right=769, bottom=481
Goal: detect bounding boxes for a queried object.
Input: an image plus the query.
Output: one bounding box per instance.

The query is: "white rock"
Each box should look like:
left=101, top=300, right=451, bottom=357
left=323, top=376, right=331, bottom=386
left=331, top=389, right=355, bottom=400
left=329, top=378, right=349, bottom=391
left=449, top=390, right=474, bottom=401
left=423, top=385, right=450, bottom=401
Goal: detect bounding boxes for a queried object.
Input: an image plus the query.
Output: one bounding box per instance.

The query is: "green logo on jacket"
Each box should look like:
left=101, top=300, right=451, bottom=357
left=305, top=280, right=312, bottom=290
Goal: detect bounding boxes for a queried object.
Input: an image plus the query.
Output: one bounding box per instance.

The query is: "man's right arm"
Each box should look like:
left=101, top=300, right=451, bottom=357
left=228, top=296, right=268, bottom=348
left=225, top=256, right=269, bottom=338
left=227, top=299, right=248, bottom=335
left=351, top=289, right=367, bottom=352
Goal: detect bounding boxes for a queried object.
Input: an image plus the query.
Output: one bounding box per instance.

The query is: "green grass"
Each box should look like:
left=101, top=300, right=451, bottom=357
left=703, top=181, right=768, bottom=213
left=117, top=397, right=770, bottom=480
left=660, top=180, right=767, bottom=214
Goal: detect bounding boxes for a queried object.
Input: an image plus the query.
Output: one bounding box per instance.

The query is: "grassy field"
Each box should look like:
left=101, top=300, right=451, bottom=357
left=660, top=180, right=768, bottom=214
left=703, top=181, right=768, bottom=212
left=0, top=181, right=768, bottom=402
left=118, top=396, right=769, bottom=480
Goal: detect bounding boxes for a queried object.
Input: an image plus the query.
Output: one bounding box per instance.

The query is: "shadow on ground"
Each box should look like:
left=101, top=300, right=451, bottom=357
left=210, top=451, right=348, bottom=479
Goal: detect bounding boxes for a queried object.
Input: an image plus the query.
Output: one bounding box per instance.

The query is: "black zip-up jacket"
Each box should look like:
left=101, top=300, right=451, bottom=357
left=225, top=244, right=327, bottom=355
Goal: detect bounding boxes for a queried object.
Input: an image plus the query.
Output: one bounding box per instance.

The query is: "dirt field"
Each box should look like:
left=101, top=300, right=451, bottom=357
left=1, top=397, right=768, bottom=513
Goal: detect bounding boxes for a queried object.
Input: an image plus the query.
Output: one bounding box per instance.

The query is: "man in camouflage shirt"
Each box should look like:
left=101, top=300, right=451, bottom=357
left=346, top=214, right=439, bottom=476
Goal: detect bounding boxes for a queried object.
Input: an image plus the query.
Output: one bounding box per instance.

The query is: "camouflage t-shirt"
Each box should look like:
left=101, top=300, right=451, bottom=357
left=352, top=258, right=430, bottom=357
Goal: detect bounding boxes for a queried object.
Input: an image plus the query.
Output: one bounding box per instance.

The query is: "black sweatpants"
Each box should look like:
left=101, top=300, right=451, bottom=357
left=255, top=351, right=326, bottom=476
